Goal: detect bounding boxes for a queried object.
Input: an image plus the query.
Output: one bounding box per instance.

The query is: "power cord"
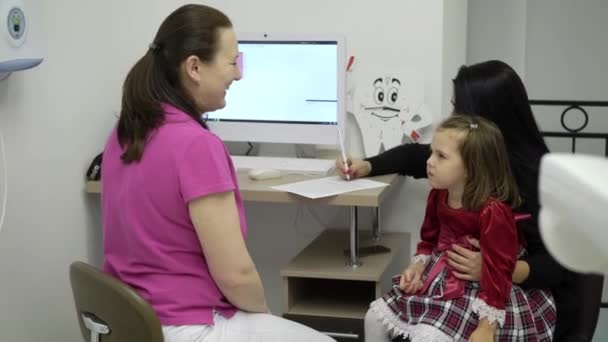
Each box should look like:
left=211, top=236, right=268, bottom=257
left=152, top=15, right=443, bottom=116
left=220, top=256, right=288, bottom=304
left=292, top=203, right=335, bottom=238
left=304, top=203, right=330, bottom=228
left=294, top=144, right=317, bottom=159
left=0, top=127, right=7, bottom=234
left=245, top=142, right=254, bottom=156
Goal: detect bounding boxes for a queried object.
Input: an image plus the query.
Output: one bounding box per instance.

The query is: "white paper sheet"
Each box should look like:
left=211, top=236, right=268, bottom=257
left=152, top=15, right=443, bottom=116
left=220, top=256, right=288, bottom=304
left=271, top=176, right=388, bottom=199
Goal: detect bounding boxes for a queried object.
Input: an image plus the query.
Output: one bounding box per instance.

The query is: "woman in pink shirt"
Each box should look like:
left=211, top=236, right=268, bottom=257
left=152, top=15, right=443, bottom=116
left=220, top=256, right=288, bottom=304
left=101, top=4, right=334, bottom=342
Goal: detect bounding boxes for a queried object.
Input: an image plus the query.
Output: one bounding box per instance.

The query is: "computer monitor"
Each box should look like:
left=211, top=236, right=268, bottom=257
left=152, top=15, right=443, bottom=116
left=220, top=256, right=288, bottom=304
left=207, top=33, right=346, bottom=146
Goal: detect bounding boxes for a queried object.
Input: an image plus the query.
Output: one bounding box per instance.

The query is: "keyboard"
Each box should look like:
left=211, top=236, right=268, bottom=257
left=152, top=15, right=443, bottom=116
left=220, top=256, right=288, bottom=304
left=231, top=156, right=335, bottom=176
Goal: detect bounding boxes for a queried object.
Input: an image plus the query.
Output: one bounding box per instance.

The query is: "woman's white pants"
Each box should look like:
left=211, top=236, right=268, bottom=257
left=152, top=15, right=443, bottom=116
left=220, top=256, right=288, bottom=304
left=162, top=311, right=336, bottom=342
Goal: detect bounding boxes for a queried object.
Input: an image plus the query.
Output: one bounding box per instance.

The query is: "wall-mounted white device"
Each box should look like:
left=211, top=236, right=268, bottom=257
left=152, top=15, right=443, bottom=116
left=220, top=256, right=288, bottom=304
left=0, top=0, right=43, bottom=81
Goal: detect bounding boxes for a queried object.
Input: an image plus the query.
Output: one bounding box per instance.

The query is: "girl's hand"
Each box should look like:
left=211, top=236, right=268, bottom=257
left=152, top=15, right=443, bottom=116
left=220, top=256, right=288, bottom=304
left=468, top=326, right=495, bottom=342
left=335, top=157, right=372, bottom=179
left=399, top=262, right=425, bottom=294
left=447, top=238, right=482, bottom=281
left=468, top=319, right=496, bottom=342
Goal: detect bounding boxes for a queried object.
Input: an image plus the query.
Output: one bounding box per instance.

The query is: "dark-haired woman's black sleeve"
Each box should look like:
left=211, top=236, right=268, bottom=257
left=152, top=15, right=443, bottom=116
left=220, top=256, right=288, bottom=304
left=518, top=219, right=565, bottom=289
left=513, top=168, right=566, bottom=289
left=365, top=143, right=430, bottom=178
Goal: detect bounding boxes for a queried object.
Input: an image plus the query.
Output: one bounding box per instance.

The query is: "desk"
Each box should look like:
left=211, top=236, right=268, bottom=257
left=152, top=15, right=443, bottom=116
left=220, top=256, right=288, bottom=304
left=85, top=173, right=397, bottom=206
left=86, top=172, right=400, bottom=266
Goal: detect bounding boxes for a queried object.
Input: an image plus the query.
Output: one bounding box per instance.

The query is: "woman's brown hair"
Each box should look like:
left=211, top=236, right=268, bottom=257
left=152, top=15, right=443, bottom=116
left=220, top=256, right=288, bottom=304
left=437, top=115, right=521, bottom=210
left=117, top=4, right=232, bottom=163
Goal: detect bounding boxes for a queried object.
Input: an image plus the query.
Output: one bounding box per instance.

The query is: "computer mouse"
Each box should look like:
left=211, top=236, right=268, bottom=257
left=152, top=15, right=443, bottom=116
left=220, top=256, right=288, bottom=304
left=248, top=168, right=283, bottom=181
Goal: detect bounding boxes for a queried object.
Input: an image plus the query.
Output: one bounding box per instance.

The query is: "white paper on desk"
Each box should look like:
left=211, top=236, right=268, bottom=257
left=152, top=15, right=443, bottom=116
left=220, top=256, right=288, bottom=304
left=271, top=176, right=388, bottom=199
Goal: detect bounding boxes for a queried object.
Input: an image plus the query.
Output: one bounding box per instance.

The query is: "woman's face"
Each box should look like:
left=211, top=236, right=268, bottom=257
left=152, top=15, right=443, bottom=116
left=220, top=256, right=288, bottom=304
left=183, top=28, right=242, bottom=113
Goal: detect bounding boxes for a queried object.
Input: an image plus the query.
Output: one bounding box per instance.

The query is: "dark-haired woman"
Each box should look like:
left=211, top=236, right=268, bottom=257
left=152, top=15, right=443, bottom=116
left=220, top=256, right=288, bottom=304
left=340, top=60, right=581, bottom=341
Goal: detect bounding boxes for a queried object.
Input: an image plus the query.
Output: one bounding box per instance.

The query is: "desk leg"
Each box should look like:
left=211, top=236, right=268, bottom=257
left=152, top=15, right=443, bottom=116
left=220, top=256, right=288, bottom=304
left=372, top=207, right=381, bottom=241
left=348, top=206, right=361, bottom=267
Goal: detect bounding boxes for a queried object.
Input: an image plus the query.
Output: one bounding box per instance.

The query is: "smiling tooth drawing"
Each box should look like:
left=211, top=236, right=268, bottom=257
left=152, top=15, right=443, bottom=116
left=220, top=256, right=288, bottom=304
left=350, top=69, right=433, bottom=157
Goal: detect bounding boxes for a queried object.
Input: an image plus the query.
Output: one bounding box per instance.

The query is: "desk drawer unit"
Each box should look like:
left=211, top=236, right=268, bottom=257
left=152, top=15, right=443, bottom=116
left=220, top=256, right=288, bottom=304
left=281, top=230, right=410, bottom=342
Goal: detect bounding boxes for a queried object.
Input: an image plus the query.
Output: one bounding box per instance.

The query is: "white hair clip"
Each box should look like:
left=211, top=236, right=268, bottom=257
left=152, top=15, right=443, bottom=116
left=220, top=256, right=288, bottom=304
left=469, top=123, right=478, bottom=129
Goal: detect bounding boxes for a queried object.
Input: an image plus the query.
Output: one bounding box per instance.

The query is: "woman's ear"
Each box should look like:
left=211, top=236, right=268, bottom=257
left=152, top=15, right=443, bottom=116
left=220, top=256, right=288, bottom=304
left=182, top=55, right=202, bottom=84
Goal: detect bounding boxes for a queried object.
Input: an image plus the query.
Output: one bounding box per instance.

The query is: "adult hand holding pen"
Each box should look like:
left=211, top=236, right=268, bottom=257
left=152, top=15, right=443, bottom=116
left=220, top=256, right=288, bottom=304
left=335, top=157, right=372, bottom=180
left=337, top=126, right=352, bottom=180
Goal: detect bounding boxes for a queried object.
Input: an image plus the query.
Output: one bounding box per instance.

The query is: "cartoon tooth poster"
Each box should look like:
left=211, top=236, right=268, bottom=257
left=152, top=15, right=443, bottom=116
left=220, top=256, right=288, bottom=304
left=348, top=68, right=433, bottom=158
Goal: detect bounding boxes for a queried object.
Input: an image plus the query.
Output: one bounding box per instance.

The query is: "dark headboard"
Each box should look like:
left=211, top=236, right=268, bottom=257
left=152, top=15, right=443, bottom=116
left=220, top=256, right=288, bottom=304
left=530, top=100, right=608, bottom=156
left=530, top=99, right=608, bottom=310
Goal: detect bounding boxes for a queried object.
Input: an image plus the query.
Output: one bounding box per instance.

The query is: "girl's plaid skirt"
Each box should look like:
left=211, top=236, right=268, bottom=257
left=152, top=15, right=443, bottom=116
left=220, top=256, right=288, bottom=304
left=370, top=251, right=556, bottom=342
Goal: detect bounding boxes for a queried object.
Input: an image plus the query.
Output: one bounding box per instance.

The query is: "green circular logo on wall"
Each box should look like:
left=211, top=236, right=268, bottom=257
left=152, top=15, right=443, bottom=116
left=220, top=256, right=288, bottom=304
left=7, top=6, right=25, bottom=41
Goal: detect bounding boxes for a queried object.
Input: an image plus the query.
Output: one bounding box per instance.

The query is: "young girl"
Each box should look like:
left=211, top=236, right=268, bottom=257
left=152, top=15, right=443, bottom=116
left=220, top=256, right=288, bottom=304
left=366, top=115, right=556, bottom=341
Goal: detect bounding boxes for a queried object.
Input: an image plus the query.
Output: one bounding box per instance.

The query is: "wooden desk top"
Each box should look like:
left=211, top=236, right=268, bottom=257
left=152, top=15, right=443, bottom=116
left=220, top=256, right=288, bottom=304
left=85, top=172, right=400, bottom=207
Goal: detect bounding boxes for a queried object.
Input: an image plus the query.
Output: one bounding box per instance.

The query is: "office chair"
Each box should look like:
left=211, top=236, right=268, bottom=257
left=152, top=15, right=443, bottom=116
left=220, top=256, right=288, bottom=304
left=69, top=261, right=164, bottom=342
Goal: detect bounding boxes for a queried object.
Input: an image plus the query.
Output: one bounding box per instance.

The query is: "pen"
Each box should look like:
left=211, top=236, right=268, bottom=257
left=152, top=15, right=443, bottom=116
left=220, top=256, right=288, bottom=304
left=337, top=126, right=351, bottom=180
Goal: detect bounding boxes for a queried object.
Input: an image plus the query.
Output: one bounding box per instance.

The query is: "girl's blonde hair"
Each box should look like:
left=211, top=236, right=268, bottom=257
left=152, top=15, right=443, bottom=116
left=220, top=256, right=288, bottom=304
left=437, top=115, right=521, bottom=210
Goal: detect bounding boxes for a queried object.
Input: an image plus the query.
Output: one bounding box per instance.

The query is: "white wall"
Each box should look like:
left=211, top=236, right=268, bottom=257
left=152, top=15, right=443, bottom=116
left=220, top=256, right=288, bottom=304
left=0, top=1, right=192, bottom=341
left=466, top=0, right=527, bottom=76
left=0, top=1, right=466, bottom=341
left=442, top=0, right=468, bottom=116
left=525, top=0, right=608, bottom=101
left=467, top=0, right=608, bottom=148
left=524, top=0, right=608, bottom=157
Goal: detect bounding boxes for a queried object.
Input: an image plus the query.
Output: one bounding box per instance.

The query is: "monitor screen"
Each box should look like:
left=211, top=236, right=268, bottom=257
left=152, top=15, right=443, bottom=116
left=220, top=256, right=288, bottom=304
left=207, top=33, right=345, bottom=145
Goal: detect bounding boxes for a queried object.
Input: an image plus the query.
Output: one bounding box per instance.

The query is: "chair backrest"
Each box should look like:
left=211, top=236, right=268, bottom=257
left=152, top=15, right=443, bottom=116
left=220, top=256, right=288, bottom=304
left=69, top=261, right=164, bottom=342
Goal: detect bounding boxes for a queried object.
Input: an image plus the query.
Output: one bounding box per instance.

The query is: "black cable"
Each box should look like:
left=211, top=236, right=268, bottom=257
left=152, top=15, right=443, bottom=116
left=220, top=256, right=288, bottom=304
left=245, top=142, right=254, bottom=156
